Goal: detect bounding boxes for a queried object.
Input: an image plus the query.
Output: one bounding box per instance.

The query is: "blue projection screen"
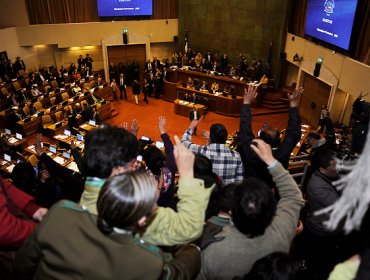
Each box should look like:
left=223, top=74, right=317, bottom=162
left=97, top=0, right=153, bottom=17
left=305, top=0, right=358, bottom=50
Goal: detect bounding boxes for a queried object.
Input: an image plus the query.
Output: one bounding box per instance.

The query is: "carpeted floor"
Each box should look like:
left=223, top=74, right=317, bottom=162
left=106, top=87, right=290, bottom=145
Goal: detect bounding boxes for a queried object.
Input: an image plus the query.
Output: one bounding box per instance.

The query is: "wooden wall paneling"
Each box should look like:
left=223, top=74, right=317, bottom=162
left=299, top=74, right=331, bottom=127
left=107, top=45, right=146, bottom=82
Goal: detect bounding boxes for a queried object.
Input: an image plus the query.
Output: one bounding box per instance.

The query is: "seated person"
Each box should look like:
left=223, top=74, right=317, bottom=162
left=87, top=93, right=102, bottom=105
left=72, top=84, right=82, bottom=95
left=192, top=92, right=200, bottom=104
left=199, top=80, right=208, bottom=92
left=186, top=77, right=194, bottom=88
left=183, top=93, right=192, bottom=102
left=210, top=81, right=219, bottom=93
left=94, top=77, right=103, bottom=88
left=31, top=86, right=42, bottom=98
left=222, top=84, right=231, bottom=97
left=229, top=66, right=236, bottom=77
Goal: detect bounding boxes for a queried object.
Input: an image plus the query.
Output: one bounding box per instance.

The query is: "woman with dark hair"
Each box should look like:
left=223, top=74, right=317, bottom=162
left=194, top=154, right=223, bottom=220
left=15, top=169, right=200, bottom=279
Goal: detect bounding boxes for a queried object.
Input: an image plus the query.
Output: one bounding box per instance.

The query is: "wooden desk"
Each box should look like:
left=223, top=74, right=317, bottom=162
left=3, top=134, right=28, bottom=150
left=17, top=117, right=41, bottom=136
left=94, top=86, right=113, bottom=100
left=174, top=99, right=205, bottom=118
left=53, top=133, right=85, bottom=150
left=163, top=69, right=246, bottom=116
left=176, top=85, right=243, bottom=117
left=0, top=160, right=16, bottom=174
left=79, top=122, right=99, bottom=132
left=291, top=124, right=311, bottom=157
left=96, top=101, right=112, bottom=121
left=24, top=144, right=72, bottom=167
left=174, top=69, right=246, bottom=96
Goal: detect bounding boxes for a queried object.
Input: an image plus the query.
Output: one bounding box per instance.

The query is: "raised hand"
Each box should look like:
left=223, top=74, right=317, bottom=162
left=32, top=207, right=48, bottom=222
left=158, top=116, right=166, bottom=135
left=243, top=84, right=259, bottom=104
left=35, top=134, right=44, bottom=156
left=119, top=122, right=128, bottom=131
left=289, top=87, right=303, bottom=107
left=250, top=139, right=276, bottom=166
left=173, top=135, right=194, bottom=179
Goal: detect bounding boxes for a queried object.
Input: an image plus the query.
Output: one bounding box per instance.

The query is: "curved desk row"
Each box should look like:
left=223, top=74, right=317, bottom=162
left=164, top=69, right=246, bottom=116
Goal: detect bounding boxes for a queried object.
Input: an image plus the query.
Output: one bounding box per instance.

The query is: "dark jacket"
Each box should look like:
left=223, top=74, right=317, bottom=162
left=240, top=104, right=301, bottom=186
left=14, top=201, right=200, bottom=280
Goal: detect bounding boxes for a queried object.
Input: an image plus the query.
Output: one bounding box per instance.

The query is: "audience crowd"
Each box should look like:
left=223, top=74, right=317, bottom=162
left=0, top=52, right=369, bottom=280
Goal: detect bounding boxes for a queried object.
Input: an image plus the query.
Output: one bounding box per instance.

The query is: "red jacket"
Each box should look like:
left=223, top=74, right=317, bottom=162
left=0, top=176, right=39, bottom=249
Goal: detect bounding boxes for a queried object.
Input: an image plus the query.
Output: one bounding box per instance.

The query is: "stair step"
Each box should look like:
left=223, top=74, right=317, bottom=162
left=261, top=99, right=288, bottom=106
left=260, top=104, right=289, bottom=110
left=252, top=108, right=289, bottom=116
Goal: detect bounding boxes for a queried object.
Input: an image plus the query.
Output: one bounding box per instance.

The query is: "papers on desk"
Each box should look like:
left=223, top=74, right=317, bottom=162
left=178, top=100, right=189, bottom=105
left=53, top=156, right=66, bottom=165
left=28, top=145, right=36, bottom=153
left=47, top=152, right=53, bottom=157
left=8, top=137, right=18, bottom=144
left=6, top=164, right=15, bottom=173
left=55, top=134, right=69, bottom=140
left=66, top=161, right=79, bottom=172
left=80, top=124, right=88, bottom=128
left=302, top=124, right=310, bottom=128
left=1, top=161, right=7, bottom=166
left=214, top=92, right=222, bottom=96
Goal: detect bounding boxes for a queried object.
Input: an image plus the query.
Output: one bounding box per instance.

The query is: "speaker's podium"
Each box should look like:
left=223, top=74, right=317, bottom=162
left=174, top=99, right=205, bottom=118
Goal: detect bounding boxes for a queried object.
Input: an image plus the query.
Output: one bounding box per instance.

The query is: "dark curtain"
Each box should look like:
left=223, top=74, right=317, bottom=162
left=352, top=0, right=370, bottom=64
left=26, top=0, right=177, bottom=24
left=290, top=0, right=308, bottom=37
left=289, top=0, right=369, bottom=65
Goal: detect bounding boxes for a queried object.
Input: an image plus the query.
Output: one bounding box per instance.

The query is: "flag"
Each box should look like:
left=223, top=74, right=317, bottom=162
left=184, top=28, right=188, bottom=53
left=266, top=41, right=272, bottom=78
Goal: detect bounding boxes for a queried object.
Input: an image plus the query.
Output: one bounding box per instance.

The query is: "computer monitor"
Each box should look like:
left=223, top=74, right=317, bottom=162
left=37, top=111, right=45, bottom=117
left=55, top=122, right=62, bottom=128
left=62, top=100, right=68, bottom=106
left=64, top=129, right=71, bottom=136
left=50, top=106, right=57, bottom=112
left=4, top=154, right=11, bottom=162
left=5, top=128, right=11, bottom=135
left=141, top=135, right=150, bottom=141
left=15, top=133, right=22, bottom=140
left=49, top=145, right=57, bottom=154
left=73, top=95, right=79, bottom=101
left=94, top=87, right=99, bottom=92
left=88, top=120, right=96, bottom=126
left=76, top=134, right=84, bottom=141
left=62, top=151, right=70, bottom=159
left=155, top=141, right=164, bottom=149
